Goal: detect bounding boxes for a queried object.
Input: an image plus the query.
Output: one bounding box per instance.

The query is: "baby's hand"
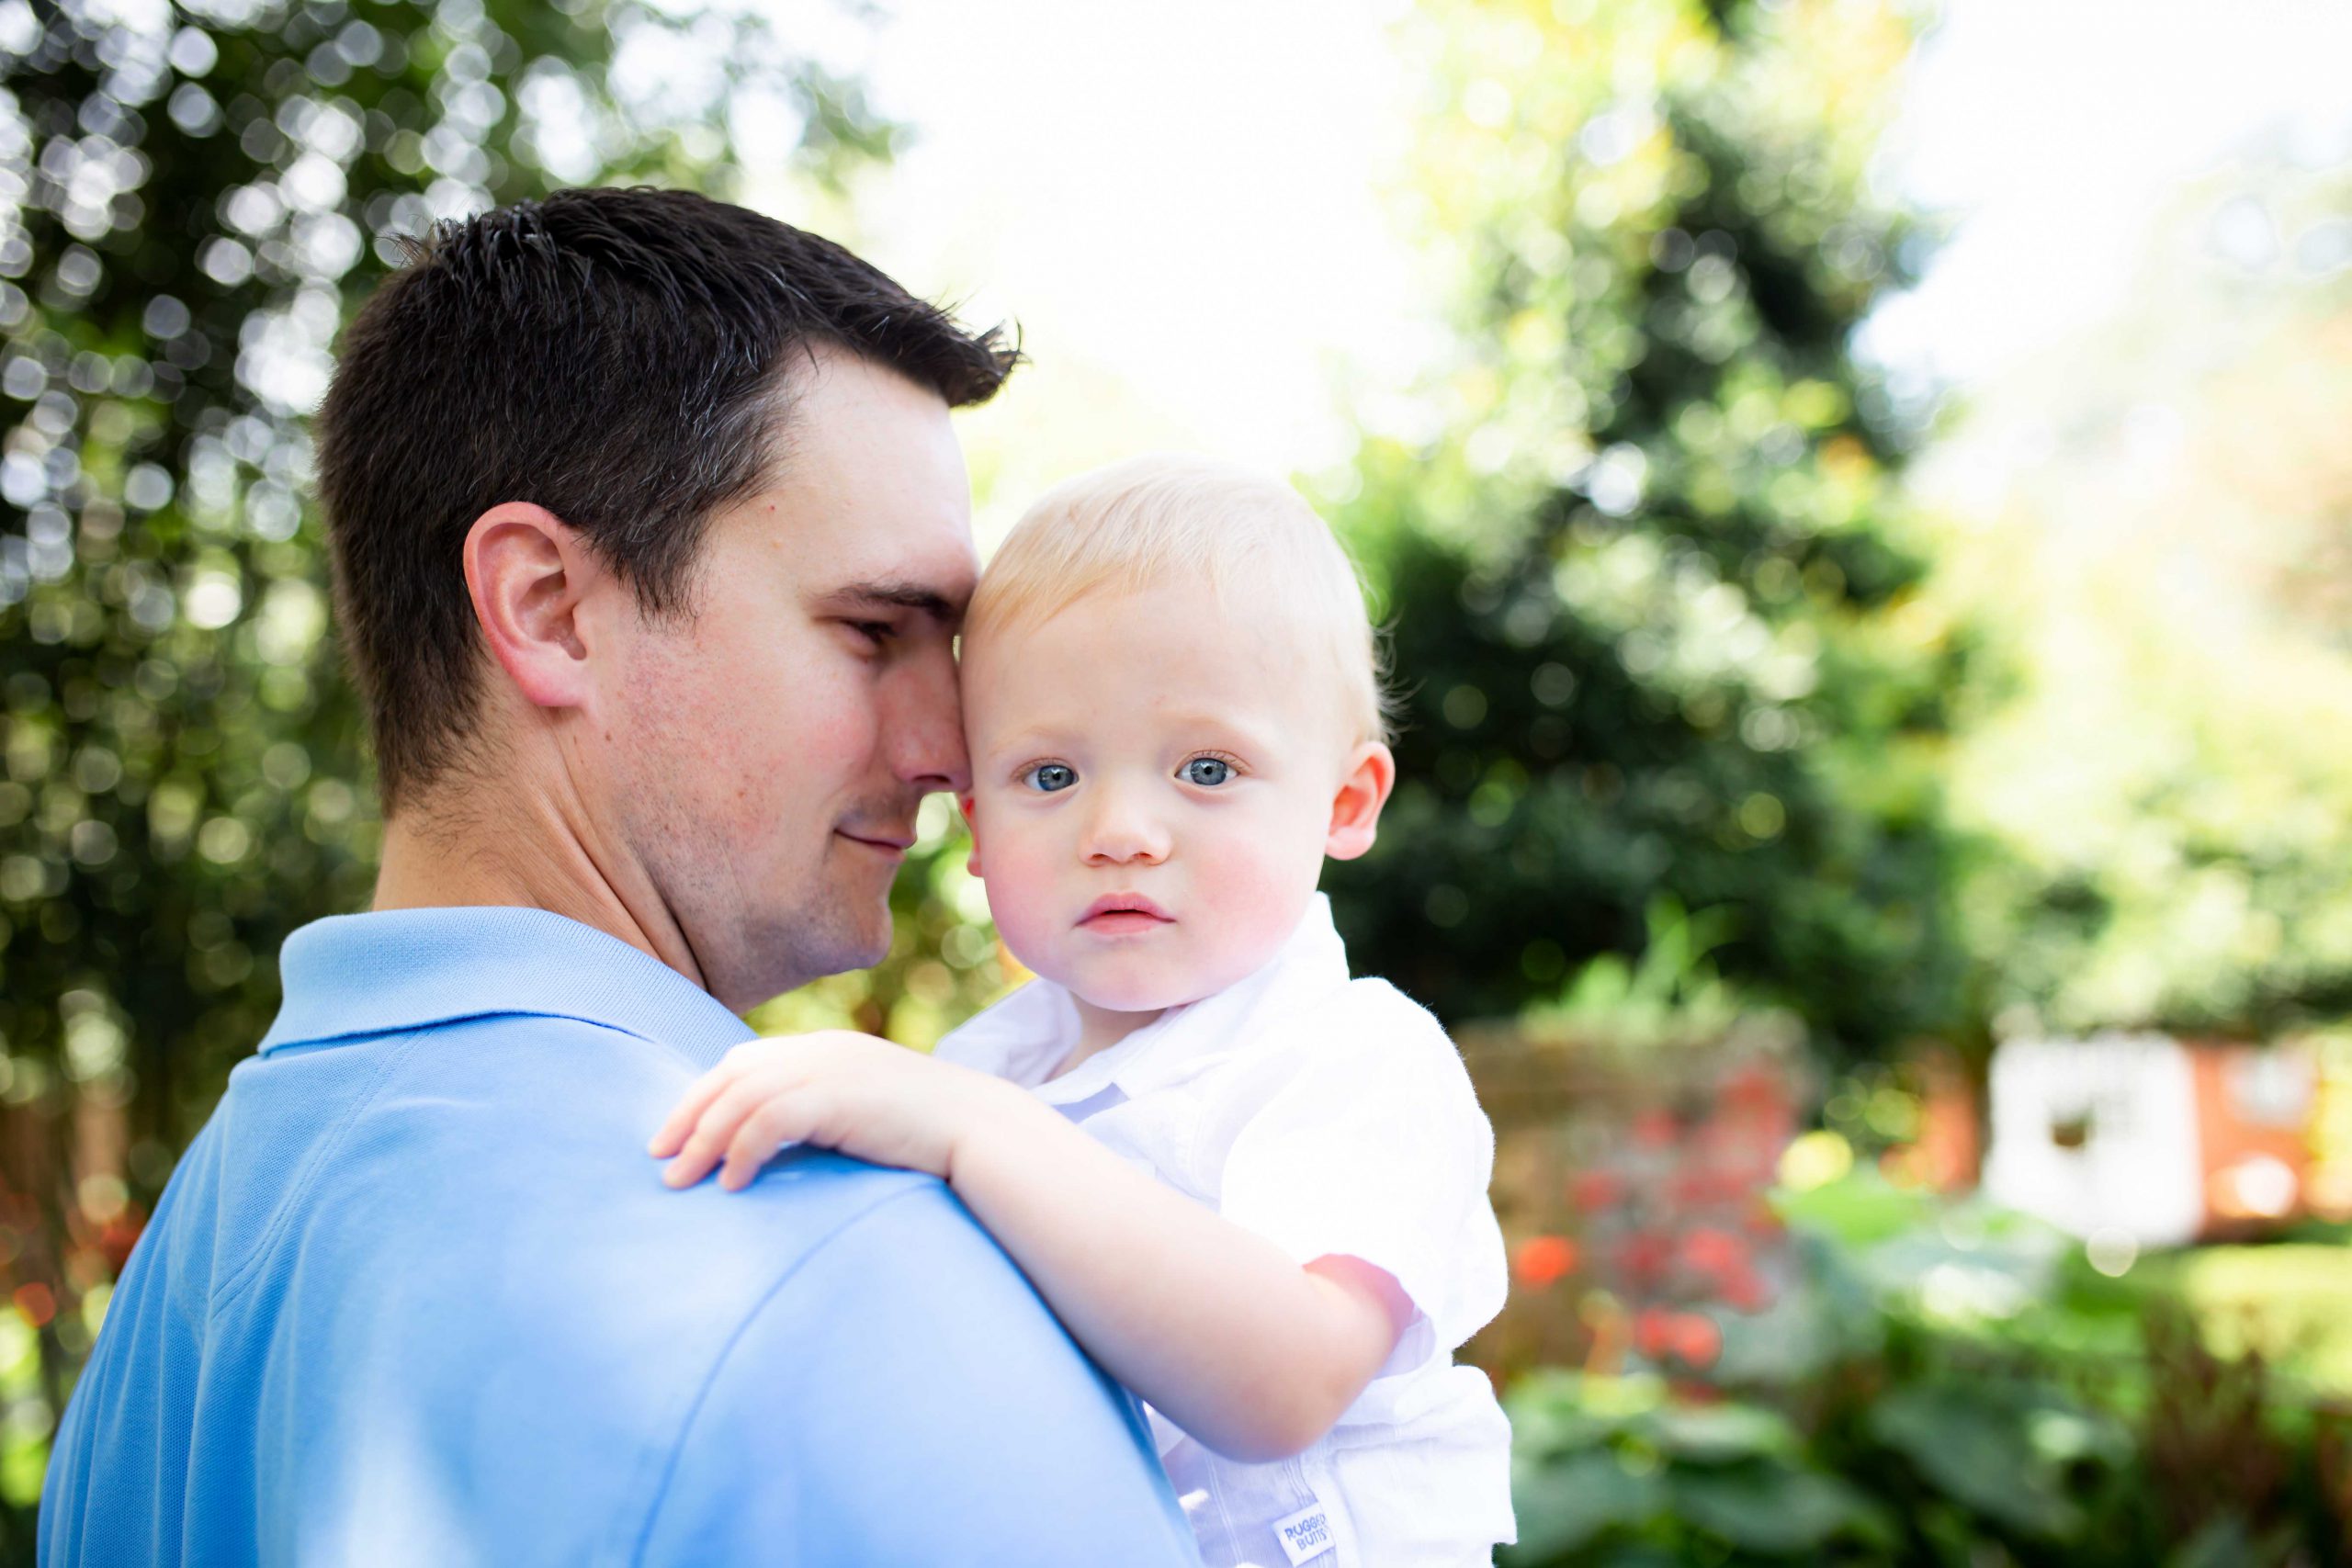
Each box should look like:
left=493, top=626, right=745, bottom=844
left=647, top=1032, right=1013, bottom=1190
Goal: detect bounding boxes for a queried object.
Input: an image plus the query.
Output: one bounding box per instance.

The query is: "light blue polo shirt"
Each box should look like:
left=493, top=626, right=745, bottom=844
left=40, top=906, right=1199, bottom=1566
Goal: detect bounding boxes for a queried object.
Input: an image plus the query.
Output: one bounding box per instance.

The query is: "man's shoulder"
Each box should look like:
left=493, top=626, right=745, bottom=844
left=343, top=1009, right=980, bottom=1303
left=638, top=1164, right=1202, bottom=1563
left=53, top=1014, right=1078, bottom=1565
left=202, top=1008, right=998, bottom=1354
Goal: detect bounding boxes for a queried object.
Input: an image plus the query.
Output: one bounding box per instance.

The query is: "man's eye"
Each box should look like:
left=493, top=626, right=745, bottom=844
left=846, top=620, right=895, bottom=648
left=1180, top=757, right=1233, bottom=787
left=1023, top=762, right=1079, bottom=794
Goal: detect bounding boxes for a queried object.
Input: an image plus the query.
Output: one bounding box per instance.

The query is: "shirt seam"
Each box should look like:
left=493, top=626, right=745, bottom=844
left=204, top=1022, right=435, bottom=1313
left=627, top=1179, right=950, bottom=1564
left=205, top=1013, right=673, bottom=1313
left=261, top=1003, right=729, bottom=1056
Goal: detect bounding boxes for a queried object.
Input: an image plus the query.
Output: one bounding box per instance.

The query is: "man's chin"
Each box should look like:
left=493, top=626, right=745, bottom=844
left=810, top=894, right=898, bottom=977
left=844, top=916, right=894, bottom=972
left=718, top=898, right=895, bottom=1012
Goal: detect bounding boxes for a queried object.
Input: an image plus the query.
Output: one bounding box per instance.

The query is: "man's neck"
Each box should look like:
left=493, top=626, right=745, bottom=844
left=371, top=775, right=708, bottom=993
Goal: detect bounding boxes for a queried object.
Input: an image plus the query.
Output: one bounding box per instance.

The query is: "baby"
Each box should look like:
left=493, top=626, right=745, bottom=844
left=650, top=454, right=1516, bottom=1566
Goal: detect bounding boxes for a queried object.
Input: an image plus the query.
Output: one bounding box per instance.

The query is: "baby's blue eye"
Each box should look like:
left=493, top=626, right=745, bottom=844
left=1182, top=758, right=1233, bottom=787
left=1025, top=762, right=1078, bottom=793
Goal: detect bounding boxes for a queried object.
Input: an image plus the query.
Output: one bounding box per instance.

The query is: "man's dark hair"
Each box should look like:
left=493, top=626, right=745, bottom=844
left=313, top=185, right=1018, bottom=812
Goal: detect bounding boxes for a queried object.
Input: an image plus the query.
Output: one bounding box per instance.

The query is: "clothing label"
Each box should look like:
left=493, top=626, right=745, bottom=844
left=1272, top=1499, right=1337, bottom=1566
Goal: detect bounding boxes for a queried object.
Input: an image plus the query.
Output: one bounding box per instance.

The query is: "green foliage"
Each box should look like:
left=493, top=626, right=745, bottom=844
left=1505, top=1174, right=2350, bottom=1566
left=1510, top=1374, right=1894, bottom=1562
left=1934, top=151, right=2352, bottom=1041
left=1521, top=895, right=1766, bottom=1053
left=2146, top=1242, right=2352, bottom=1402
left=1324, top=0, right=1974, bottom=1061
left=0, top=0, right=891, bottom=1540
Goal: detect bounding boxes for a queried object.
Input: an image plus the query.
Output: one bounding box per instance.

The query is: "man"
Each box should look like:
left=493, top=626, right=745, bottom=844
left=40, top=187, right=1200, bottom=1564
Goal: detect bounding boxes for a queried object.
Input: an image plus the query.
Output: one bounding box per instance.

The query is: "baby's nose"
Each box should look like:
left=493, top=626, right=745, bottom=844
left=1080, top=788, right=1170, bottom=864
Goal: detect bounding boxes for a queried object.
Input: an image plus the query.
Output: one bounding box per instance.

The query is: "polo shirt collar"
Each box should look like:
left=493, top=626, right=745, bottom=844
left=258, top=905, right=754, bottom=1070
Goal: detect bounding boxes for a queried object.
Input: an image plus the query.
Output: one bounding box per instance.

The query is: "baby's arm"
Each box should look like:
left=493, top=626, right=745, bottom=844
left=650, top=1033, right=1408, bottom=1462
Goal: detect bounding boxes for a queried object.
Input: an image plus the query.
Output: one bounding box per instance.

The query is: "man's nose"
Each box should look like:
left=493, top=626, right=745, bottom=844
left=1080, top=780, right=1170, bottom=866
left=887, top=648, right=970, bottom=796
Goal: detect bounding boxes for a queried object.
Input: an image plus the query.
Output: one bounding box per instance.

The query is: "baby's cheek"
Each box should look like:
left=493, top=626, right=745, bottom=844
left=1191, top=832, right=1322, bottom=974
left=972, top=836, right=1067, bottom=976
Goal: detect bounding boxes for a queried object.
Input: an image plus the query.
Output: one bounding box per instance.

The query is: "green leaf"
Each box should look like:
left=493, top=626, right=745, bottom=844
left=1589, top=1548, right=1683, bottom=1568
left=2166, top=1516, right=2261, bottom=1568
left=1636, top=1403, right=1803, bottom=1464
left=1506, top=1450, right=1670, bottom=1561
left=1668, top=1463, right=1894, bottom=1554
left=1868, top=1385, right=2083, bottom=1539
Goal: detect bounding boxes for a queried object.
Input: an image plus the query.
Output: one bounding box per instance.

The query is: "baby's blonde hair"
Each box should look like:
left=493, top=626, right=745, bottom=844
left=965, top=454, right=1393, bottom=747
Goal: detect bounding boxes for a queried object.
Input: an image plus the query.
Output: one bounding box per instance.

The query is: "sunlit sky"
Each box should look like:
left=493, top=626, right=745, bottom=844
left=1865, top=0, right=2352, bottom=390
left=775, top=0, right=2352, bottom=489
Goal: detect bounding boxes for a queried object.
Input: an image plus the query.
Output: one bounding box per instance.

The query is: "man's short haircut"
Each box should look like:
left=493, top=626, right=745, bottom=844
left=313, top=185, right=1018, bottom=812
left=965, top=454, right=1393, bottom=747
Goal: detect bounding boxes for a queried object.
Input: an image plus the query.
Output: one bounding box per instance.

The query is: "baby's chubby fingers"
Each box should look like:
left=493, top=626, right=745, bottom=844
left=648, top=1038, right=789, bottom=1159
left=647, top=1066, right=735, bottom=1160
left=659, top=1112, right=736, bottom=1189
left=662, top=1066, right=802, bottom=1188
left=718, top=1095, right=820, bottom=1191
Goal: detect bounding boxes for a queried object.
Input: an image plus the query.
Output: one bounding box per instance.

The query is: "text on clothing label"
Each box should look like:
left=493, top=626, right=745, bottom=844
left=1273, top=1500, right=1335, bottom=1566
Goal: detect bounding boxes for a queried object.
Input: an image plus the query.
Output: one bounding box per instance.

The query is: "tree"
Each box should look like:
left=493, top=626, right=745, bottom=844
left=1935, top=150, right=2352, bottom=1039
left=0, top=0, right=891, bottom=1536
left=1323, top=0, right=1973, bottom=1061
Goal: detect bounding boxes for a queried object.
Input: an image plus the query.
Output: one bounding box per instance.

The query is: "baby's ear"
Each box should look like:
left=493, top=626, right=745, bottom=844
left=957, top=793, right=983, bottom=876
left=1324, top=742, right=1396, bottom=862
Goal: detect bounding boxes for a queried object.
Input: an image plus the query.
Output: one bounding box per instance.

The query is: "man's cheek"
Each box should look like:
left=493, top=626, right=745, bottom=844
left=770, top=681, right=879, bottom=780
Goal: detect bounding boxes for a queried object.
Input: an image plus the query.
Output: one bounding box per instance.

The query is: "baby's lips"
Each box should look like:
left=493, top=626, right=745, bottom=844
left=1078, top=891, right=1175, bottom=923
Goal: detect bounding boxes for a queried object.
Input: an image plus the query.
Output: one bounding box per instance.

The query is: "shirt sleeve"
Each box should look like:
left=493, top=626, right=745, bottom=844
left=638, top=1181, right=1202, bottom=1566
left=1211, top=981, right=1508, bottom=1365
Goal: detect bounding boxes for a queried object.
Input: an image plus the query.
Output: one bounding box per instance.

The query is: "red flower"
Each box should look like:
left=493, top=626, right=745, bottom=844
left=1671, top=1313, right=1724, bottom=1368
left=1568, top=1168, right=1626, bottom=1212
left=1679, top=1226, right=1747, bottom=1279
left=1512, top=1234, right=1579, bottom=1288
left=1720, top=1269, right=1772, bottom=1314
left=1634, top=1305, right=1676, bottom=1359
left=12, top=1281, right=56, bottom=1329
left=1615, top=1231, right=1674, bottom=1287
left=1668, top=1170, right=1712, bottom=1205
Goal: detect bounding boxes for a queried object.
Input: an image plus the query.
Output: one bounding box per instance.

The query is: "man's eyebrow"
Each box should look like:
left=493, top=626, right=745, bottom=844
left=820, top=580, right=967, bottom=623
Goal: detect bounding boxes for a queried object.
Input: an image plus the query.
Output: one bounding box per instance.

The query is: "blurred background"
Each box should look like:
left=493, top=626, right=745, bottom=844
left=4, top=0, right=2351, bottom=1561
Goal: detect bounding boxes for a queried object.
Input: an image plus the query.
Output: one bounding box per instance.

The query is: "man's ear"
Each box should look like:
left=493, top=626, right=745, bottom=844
left=1324, top=741, right=1396, bottom=862
left=958, top=792, right=983, bottom=876
left=462, top=502, right=604, bottom=711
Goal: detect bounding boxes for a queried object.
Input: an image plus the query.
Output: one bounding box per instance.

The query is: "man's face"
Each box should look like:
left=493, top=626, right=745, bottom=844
left=597, top=350, right=977, bottom=1012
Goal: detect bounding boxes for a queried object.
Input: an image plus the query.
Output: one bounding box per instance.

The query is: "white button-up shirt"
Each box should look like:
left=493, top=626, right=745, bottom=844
left=935, top=896, right=1517, bottom=1567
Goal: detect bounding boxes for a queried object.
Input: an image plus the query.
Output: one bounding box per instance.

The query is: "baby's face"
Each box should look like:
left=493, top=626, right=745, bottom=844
left=959, top=580, right=1356, bottom=1014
